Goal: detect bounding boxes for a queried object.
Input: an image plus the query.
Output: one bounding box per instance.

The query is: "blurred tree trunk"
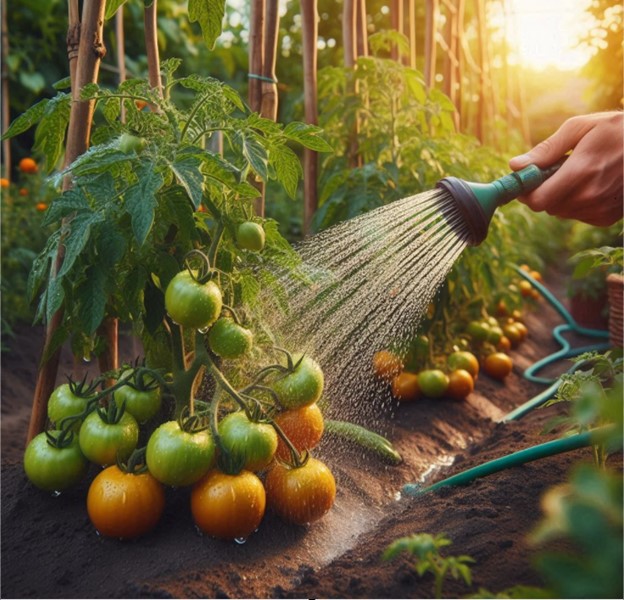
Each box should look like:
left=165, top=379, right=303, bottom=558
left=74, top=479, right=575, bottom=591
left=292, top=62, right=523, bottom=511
left=391, top=0, right=403, bottom=62
left=356, top=0, right=368, bottom=58
left=301, top=0, right=319, bottom=236
left=28, top=0, right=108, bottom=443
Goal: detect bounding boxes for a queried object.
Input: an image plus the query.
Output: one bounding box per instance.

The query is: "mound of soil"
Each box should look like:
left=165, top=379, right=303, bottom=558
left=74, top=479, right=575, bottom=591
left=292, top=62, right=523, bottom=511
left=1, top=269, right=617, bottom=599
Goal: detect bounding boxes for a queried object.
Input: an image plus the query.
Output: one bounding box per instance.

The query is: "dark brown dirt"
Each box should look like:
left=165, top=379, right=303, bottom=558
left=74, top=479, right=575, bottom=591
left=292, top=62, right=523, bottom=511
left=1, top=270, right=617, bottom=599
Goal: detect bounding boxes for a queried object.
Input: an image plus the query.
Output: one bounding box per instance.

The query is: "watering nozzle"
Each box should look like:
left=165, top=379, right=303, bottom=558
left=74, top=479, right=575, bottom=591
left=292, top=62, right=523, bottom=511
left=436, top=159, right=566, bottom=246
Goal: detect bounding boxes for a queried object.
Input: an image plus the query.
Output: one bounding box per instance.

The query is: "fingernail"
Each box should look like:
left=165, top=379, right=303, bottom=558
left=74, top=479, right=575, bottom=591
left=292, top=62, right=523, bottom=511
left=510, top=153, right=531, bottom=166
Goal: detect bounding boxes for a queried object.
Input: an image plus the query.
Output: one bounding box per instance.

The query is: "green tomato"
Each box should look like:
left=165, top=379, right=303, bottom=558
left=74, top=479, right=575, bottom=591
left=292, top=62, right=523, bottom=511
left=417, top=369, right=450, bottom=399
left=24, top=432, right=88, bottom=492
left=47, top=383, right=93, bottom=430
left=465, top=320, right=491, bottom=343
left=272, top=354, right=324, bottom=409
left=447, top=351, right=480, bottom=379
left=79, top=410, right=139, bottom=466
left=208, top=317, right=253, bottom=359
left=146, top=421, right=215, bottom=487
left=164, top=270, right=223, bottom=330
left=119, top=132, right=146, bottom=153
left=113, top=372, right=162, bottom=423
left=236, top=222, right=265, bottom=252
left=218, top=411, right=278, bottom=472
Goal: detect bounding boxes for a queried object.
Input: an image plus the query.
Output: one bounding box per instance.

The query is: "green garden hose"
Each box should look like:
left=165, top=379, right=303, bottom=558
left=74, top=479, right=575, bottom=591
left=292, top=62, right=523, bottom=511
left=402, top=426, right=614, bottom=496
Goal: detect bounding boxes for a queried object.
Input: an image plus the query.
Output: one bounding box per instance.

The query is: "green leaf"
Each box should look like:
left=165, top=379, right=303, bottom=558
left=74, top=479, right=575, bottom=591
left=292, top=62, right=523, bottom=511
left=238, top=132, right=268, bottom=181
left=124, top=163, right=164, bottom=245
left=19, top=71, right=45, bottom=94
left=45, top=275, right=65, bottom=324
left=95, top=222, right=127, bottom=269
left=67, top=146, right=130, bottom=178
left=34, top=93, right=72, bottom=172
left=76, top=266, right=108, bottom=334
left=271, top=143, right=302, bottom=199
left=170, top=155, right=204, bottom=209
left=188, top=0, right=226, bottom=50
left=58, top=212, right=105, bottom=278
left=283, top=122, right=334, bottom=152
left=27, top=231, right=61, bottom=301
left=42, top=189, right=89, bottom=226
left=104, top=0, right=127, bottom=20
left=1, top=97, right=49, bottom=140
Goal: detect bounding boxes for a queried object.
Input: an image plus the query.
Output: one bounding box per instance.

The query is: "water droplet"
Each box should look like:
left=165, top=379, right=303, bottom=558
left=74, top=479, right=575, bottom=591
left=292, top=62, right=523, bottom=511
left=83, top=355, right=91, bottom=363
left=194, top=525, right=204, bottom=537
left=51, top=490, right=62, bottom=497
left=234, top=537, right=247, bottom=545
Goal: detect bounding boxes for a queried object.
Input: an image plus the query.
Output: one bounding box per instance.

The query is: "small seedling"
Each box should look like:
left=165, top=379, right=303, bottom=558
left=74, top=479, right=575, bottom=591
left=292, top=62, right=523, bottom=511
left=382, top=532, right=474, bottom=598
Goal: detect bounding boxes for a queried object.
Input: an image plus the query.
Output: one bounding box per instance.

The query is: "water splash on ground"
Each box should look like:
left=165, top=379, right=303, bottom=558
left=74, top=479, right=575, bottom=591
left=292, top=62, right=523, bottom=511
left=261, top=189, right=470, bottom=424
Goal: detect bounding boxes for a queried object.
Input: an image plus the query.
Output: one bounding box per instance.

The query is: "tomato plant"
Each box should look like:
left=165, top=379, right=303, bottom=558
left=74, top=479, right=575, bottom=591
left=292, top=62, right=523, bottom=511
left=207, top=317, right=253, bottom=359
left=273, top=403, right=324, bottom=461
left=271, top=354, right=324, bottom=409
left=79, top=405, right=139, bottom=466
left=265, top=456, right=336, bottom=525
left=24, top=430, right=88, bottom=492
left=146, top=419, right=215, bottom=487
left=164, top=270, right=223, bottom=330
left=87, top=464, right=165, bottom=539
left=191, top=469, right=266, bottom=540
left=218, top=411, right=278, bottom=472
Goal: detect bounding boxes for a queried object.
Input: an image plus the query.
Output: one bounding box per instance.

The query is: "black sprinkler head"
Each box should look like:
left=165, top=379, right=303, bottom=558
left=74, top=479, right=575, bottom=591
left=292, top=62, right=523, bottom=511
left=436, top=160, right=566, bottom=246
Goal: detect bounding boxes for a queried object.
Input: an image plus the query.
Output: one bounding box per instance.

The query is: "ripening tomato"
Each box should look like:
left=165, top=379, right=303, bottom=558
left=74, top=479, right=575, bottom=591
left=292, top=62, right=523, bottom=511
left=87, top=465, right=165, bottom=539
left=272, top=354, right=324, bottom=409
left=146, top=420, right=215, bottom=487
left=390, top=372, right=420, bottom=402
left=482, top=352, right=513, bottom=380
left=236, top=222, right=266, bottom=252
left=265, top=457, right=336, bottom=525
left=35, top=202, right=48, bottom=212
left=19, top=157, right=38, bottom=174
left=47, top=383, right=93, bottom=430
left=273, top=403, right=324, bottom=461
left=519, top=280, right=534, bottom=298
left=191, top=469, right=266, bottom=540
left=24, top=431, right=88, bottom=492
left=497, top=335, right=512, bottom=353
left=513, top=321, right=528, bottom=341
left=207, top=317, right=253, bottom=359
left=164, top=270, right=223, bottom=330
left=446, top=369, right=475, bottom=400
left=447, top=351, right=479, bottom=379
left=79, top=410, right=139, bottom=466
left=502, top=323, right=523, bottom=347
left=417, top=369, right=449, bottom=399
left=218, top=411, right=278, bottom=472
left=372, top=350, right=403, bottom=380
left=0, top=178, right=9, bottom=188
left=466, top=320, right=491, bottom=343
left=118, top=132, right=146, bottom=154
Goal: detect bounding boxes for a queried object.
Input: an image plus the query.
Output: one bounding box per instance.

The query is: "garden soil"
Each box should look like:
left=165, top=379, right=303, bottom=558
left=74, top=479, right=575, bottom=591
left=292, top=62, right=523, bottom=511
left=1, top=267, right=619, bottom=599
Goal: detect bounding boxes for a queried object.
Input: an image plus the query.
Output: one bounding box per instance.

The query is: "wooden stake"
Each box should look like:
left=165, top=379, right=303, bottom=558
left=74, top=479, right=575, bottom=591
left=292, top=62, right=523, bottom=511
left=424, top=0, right=438, bottom=89
left=144, top=0, right=163, bottom=95
left=1, top=0, right=11, bottom=176
left=301, top=0, right=319, bottom=236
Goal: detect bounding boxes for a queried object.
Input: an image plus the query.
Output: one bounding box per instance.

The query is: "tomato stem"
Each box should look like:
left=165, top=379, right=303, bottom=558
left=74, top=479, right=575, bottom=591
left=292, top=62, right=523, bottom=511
left=271, top=420, right=307, bottom=468
left=207, top=221, right=225, bottom=273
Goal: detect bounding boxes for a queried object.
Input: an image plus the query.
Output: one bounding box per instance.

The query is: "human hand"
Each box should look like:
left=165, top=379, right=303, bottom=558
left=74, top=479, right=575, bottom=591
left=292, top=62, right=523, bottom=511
left=509, top=111, right=623, bottom=227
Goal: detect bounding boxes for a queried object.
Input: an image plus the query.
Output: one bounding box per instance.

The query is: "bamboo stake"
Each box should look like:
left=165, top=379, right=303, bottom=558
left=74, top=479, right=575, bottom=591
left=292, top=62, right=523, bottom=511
left=1, top=0, right=11, bottom=176
left=260, top=0, right=279, bottom=123
left=28, top=0, right=108, bottom=444
left=442, top=0, right=459, bottom=128
left=343, top=0, right=357, bottom=68
left=424, top=0, right=438, bottom=89
left=355, top=0, right=368, bottom=59
left=301, top=0, right=319, bottom=236
left=248, top=0, right=266, bottom=112
left=116, top=6, right=127, bottom=122
left=391, top=0, right=404, bottom=62
left=407, top=0, right=417, bottom=69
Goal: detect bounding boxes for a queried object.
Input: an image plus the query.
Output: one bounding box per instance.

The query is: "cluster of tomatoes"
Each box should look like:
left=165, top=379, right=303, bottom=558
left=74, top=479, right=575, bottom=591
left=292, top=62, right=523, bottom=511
left=372, top=283, right=535, bottom=403
left=24, top=242, right=338, bottom=542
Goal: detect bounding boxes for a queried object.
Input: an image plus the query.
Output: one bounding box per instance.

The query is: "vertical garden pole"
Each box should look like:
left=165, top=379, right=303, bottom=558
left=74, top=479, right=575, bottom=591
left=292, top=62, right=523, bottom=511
left=28, top=0, right=108, bottom=443
left=407, top=0, right=417, bottom=68
left=144, top=0, right=163, bottom=95
left=116, top=7, right=127, bottom=122
left=301, top=0, right=319, bottom=236
left=424, top=0, right=438, bottom=89
left=356, top=0, right=368, bottom=58
left=260, top=0, right=279, bottom=123
left=1, top=0, right=10, bottom=176
left=442, top=0, right=460, bottom=128
left=390, top=0, right=404, bottom=62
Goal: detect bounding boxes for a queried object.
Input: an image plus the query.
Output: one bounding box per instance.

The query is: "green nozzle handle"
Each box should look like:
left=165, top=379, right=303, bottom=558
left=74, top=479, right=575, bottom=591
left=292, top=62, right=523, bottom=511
left=490, top=157, right=567, bottom=207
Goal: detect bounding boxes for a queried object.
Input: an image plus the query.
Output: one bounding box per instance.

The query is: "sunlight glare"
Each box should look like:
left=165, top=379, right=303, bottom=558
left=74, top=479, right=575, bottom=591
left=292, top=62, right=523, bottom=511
left=506, top=0, right=595, bottom=71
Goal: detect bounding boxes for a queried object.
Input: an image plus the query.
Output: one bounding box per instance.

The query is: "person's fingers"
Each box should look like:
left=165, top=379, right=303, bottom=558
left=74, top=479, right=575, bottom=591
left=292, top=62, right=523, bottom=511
left=509, top=115, right=597, bottom=170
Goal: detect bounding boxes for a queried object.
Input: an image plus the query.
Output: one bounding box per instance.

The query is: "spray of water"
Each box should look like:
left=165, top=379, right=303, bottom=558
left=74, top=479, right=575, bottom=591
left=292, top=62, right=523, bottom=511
left=261, top=189, right=471, bottom=423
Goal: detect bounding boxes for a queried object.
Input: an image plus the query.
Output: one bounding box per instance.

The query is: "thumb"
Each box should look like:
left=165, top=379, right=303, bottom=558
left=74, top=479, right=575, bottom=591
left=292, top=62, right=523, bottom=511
left=509, top=116, right=593, bottom=171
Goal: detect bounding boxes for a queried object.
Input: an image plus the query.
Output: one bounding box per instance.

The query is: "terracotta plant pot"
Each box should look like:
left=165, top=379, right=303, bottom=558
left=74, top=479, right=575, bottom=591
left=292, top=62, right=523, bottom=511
left=569, top=292, right=609, bottom=330
left=606, top=273, right=623, bottom=348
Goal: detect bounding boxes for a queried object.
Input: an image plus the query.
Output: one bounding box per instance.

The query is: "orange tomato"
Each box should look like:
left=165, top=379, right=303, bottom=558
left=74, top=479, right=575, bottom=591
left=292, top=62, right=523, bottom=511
left=135, top=100, right=148, bottom=110
left=530, top=270, right=543, bottom=282
left=390, top=371, right=420, bottom=402
left=18, top=188, right=28, bottom=197
left=519, top=280, right=533, bottom=297
left=0, top=178, right=9, bottom=188
left=447, top=351, right=480, bottom=379
left=191, top=469, right=266, bottom=540
left=497, top=335, right=512, bottom=353
left=446, top=369, right=474, bottom=400
left=19, top=157, right=38, bottom=174
left=482, top=352, right=513, bottom=380
left=87, top=465, right=165, bottom=539
left=513, top=321, right=528, bottom=341
left=36, top=202, right=48, bottom=211
left=372, top=350, right=403, bottom=380
left=502, top=323, right=523, bottom=347
left=274, top=403, right=324, bottom=461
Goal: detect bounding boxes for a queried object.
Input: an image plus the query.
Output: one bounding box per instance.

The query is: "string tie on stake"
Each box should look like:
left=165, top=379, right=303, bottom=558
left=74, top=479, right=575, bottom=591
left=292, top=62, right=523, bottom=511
left=247, top=73, right=278, bottom=84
